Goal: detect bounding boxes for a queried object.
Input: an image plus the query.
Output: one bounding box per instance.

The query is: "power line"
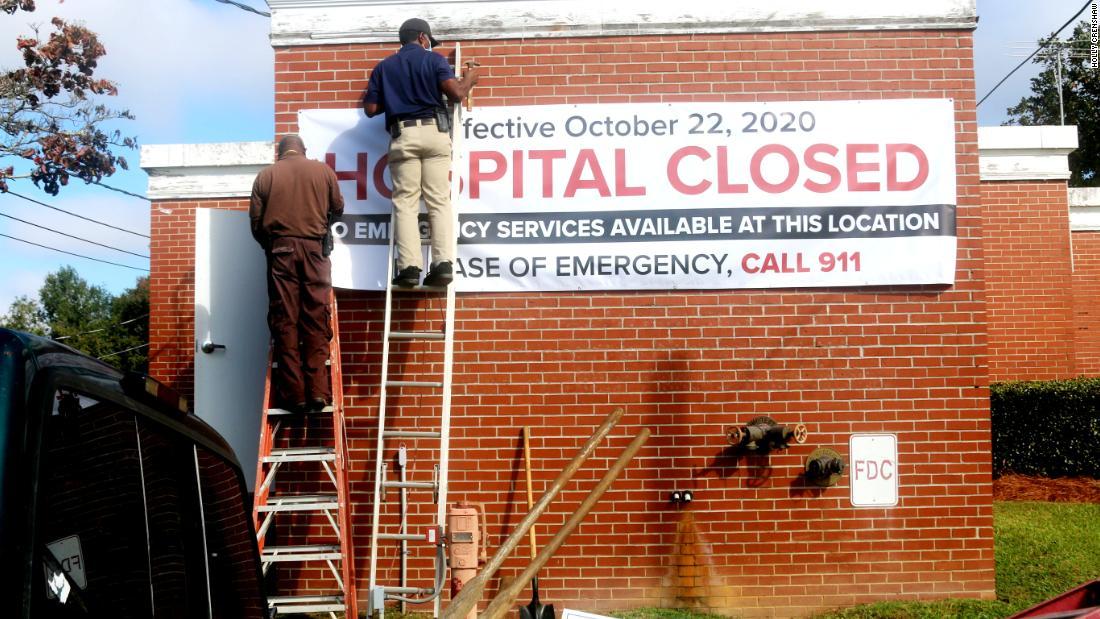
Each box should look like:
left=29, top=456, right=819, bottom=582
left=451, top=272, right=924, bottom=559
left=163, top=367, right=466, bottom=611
left=55, top=313, right=149, bottom=341
left=98, top=342, right=149, bottom=360
left=0, top=210, right=149, bottom=258
left=6, top=190, right=149, bottom=239
left=978, top=0, right=1092, bottom=107
left=0, top=232, right=149, bottom=272
left=86, top=178, right=149, bottom=201
left=214, top=0, right=270, bottom=17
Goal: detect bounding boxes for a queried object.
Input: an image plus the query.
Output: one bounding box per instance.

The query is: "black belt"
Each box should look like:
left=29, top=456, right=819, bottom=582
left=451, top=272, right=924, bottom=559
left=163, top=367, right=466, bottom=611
left=397, top=117, right=436, bottom=127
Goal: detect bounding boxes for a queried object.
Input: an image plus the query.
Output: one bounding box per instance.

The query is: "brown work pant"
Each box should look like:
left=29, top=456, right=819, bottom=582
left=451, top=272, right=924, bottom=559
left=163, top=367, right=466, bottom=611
left=266, top=236, right=332, bottom=407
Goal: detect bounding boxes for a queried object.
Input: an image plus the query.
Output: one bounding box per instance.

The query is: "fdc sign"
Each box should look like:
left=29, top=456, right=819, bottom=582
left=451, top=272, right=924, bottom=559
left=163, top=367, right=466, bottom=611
left=849, top=434, right=898, bottom=507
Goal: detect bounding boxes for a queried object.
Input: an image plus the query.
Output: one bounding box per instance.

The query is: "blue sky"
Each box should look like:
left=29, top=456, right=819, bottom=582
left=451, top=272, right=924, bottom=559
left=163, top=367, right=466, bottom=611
left=0, top=0, right=273, bottom=313
left=0, top=0, right=1091, bottom=314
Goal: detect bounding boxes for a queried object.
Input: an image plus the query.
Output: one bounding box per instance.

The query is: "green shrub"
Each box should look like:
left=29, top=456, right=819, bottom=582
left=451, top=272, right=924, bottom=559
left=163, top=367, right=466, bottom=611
left=991, top=378, right=1100, bottom=477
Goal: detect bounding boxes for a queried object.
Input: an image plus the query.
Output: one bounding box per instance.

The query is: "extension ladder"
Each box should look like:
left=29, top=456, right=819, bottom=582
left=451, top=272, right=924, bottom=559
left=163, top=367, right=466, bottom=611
left=367, top=45, right=466, bottom=619
left=253, top=293, right=357, bottom=618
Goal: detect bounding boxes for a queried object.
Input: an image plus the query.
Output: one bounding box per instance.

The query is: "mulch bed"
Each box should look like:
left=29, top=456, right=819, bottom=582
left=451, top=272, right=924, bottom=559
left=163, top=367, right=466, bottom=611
left=993, top=473, right=1100, bottom=502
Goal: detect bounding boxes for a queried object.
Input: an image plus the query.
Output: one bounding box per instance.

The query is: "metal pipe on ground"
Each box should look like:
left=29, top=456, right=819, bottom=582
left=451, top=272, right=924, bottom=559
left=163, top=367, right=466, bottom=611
left=478, top=428, right=651, bottom=619
left=442, top=407, right=626, bottom=619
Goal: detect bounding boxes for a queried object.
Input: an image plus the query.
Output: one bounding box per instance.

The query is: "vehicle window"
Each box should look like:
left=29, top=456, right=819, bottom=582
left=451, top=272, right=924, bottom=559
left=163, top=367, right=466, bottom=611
left=137, top=418, right=209, bottom=618
left=195, top=446, right=265, bottom=619
left=33, top=390, right=152, bottom=618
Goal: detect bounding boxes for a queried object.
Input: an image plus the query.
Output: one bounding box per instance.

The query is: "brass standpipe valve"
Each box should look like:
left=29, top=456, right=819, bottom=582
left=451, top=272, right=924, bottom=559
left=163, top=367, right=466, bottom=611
left=724, top=416, right=808, bottom=452
left=804, top=448, right=847, bottom=487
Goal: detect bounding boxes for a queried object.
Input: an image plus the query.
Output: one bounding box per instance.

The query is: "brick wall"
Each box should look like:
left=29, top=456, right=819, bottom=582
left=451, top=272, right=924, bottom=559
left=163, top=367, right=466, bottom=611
left=1072, top=230, right=1100, bottom=375
left=152, top=29, right=994, bottom=617
left=980, top=180, right=1076, bottom=381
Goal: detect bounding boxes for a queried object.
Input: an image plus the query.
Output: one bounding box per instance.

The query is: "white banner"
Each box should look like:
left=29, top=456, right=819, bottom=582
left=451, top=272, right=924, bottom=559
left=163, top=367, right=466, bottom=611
left=299, top=100, right=957, bottom=291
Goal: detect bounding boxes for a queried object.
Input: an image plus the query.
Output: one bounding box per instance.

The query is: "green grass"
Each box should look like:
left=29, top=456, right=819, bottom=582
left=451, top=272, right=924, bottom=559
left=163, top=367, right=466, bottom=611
left=811, top=598, right=1014, bottom=619
left=611, top=609, right=728, bottom=619
left=813, top=501, right=1100, bottom=618
left=993, top=501, right=1100, bottom=610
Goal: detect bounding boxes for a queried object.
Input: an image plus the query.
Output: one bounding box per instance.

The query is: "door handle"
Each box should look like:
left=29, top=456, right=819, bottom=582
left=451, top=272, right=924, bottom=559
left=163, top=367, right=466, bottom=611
left=201, top=341, right=227, bottom=354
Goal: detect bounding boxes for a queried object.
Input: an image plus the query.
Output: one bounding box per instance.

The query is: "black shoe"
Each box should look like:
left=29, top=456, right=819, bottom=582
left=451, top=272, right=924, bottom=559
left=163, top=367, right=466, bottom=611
left=276, top=401, right=307, bottom=414
left=423, top=261, right=453, bottom=287
left=392, top=265, right=421, bottom=287
left=309, top=397, right=331, bottom=412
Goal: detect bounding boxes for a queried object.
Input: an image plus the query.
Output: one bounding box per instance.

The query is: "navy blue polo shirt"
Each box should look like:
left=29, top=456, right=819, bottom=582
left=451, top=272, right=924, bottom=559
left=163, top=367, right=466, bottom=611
left=365, top=44, right=455, bottom=127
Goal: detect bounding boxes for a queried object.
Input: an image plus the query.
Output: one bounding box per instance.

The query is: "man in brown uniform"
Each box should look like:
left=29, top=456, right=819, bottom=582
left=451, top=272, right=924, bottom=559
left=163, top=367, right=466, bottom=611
left=250, top=135, right=345, bottom=412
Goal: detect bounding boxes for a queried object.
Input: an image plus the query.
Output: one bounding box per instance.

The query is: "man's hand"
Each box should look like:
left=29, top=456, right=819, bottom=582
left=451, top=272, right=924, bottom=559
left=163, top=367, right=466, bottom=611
left=464, top=60, right=481, bottom=89
left=465, top=61, right=481, bottom=86
left=441, top=59, right=481, bottom=102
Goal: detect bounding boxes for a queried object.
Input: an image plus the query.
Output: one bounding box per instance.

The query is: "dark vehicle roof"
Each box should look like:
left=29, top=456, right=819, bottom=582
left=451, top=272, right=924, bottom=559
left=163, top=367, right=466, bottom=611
left=0, top=328, right=242, bottom=468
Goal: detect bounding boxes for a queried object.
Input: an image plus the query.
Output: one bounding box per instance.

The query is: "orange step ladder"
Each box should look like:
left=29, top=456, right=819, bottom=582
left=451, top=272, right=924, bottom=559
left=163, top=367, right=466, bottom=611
left=252, top=293, right=357, bottom=618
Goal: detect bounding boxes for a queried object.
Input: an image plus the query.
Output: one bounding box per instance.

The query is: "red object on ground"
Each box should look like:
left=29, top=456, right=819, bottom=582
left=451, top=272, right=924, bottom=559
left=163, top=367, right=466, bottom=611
left=1009, top=579, right=1100, bottom=618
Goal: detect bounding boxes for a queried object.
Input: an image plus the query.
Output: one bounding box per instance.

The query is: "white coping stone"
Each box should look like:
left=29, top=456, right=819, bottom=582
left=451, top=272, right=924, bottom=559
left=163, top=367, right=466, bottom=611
left=1070, top=188, right=1100, bottom=232
left=266, top=0, right=977, bottom=47
left=978, top=125, right=1078, bottom=182
left=141, top=142, right=274, bottom=200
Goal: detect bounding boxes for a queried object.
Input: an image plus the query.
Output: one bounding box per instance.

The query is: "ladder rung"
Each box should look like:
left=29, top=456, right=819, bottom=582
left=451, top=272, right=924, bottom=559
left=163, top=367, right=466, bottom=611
left=255, top=494, right=339, bottom=513
left=382, top=480, right=436, bottom=490
left=383, top=430, right=442, bottom=439
left=267, top=405, right=334, bottom=416
left=376, top=532, right=432, bottom=542
left=391, top=330, right=445, bottom=341
left=269, top=595, right=345, bottom=613
left=386, top=380, right=444, bottom=388
left=263, top=447, right=336, bottom=463
left=262, top=545, right=342, bottom=562
left=383, top=585, right=435, bottom=594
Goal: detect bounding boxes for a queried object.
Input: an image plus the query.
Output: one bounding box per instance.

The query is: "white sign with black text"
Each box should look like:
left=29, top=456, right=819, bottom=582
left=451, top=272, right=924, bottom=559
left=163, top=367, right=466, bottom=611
left=849, top=433, right=899, bottom=507
left=299, top=100, right=957, bottom=292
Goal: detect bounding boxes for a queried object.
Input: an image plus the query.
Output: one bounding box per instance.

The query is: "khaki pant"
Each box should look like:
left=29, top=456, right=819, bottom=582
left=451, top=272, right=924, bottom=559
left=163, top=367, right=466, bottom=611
left=266, top=236, right=333, bottom=407
left=388, top=122, right=454, bottom=270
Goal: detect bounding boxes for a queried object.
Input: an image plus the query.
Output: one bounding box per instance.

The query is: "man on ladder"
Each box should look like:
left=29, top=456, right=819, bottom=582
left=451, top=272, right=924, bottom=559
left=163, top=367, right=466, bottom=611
left=249, top=134, right=345, bottom=412
left=363, top=17, right=480, bottom=287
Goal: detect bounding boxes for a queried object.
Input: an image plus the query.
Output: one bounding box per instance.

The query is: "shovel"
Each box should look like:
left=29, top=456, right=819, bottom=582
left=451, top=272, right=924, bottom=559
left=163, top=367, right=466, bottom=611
left=519, top=427, right=556, bottom=619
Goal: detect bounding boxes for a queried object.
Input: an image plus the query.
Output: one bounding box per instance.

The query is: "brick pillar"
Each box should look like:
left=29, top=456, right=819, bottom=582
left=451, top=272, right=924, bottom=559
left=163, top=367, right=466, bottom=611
left=979, top=125, right=1078, bottom=381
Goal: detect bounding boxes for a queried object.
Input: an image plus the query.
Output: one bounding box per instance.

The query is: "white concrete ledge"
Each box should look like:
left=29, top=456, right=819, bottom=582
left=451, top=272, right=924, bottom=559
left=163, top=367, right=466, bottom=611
left=268, top=0, right=977, bottom=47
left=141, top=142, right=274, bottom=200
left=1070, top=188, right=1100, bottom=231
left=978, top=125, right=1078, bottom=182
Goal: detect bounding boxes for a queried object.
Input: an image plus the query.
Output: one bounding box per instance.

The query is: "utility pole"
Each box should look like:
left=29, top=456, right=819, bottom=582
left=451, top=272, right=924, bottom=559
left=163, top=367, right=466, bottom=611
left=1010, top=37, right=1091, bottom=125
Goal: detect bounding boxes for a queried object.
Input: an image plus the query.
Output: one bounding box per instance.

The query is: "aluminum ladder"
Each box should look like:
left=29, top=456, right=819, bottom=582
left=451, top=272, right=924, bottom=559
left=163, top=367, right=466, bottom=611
left=365, top=172, right=460, bottom=619
left=253, top=293, right=357, bottom=618
left=367, top=44, right=466, bottom=619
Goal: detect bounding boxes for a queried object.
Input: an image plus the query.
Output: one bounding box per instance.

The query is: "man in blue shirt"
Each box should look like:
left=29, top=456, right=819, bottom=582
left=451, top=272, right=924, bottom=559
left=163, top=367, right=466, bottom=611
left=364, top=18, right=480, bottom=287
